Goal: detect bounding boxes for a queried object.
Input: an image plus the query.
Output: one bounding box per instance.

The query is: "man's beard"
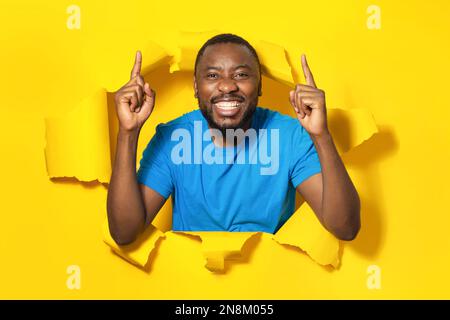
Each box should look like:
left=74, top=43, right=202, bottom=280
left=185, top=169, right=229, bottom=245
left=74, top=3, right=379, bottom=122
left=198, top=100, right=257, bottom=137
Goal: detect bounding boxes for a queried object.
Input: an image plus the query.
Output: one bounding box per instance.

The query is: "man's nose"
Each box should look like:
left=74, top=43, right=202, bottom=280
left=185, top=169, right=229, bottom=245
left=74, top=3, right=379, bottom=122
left=218, top=78, right=238, bottom=93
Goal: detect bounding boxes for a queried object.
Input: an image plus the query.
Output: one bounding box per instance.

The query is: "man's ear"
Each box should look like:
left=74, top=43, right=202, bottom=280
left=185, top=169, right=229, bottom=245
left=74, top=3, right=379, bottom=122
left=193, top=75, right=198, bottom=99
left=258, top=78, right=262, bottom=96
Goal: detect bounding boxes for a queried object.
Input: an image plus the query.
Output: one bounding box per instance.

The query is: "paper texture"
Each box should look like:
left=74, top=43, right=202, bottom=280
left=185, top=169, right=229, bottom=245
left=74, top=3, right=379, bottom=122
left=45, top=89, right=111, bottom=183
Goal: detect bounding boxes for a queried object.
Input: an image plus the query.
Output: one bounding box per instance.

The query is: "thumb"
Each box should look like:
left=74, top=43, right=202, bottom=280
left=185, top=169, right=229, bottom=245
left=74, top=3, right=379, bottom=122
left=136, top=83, right=155, bottom=113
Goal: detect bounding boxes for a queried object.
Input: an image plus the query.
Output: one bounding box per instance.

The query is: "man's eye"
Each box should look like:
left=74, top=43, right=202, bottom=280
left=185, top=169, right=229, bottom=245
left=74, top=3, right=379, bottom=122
left=236, top=73, right=249, bottom=78
left=207, top=73, right=218, bottom=79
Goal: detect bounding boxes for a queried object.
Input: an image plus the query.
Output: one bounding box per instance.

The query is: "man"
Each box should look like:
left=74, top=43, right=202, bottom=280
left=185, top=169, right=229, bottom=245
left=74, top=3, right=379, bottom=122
left=106, top=33, right=360, bottom=245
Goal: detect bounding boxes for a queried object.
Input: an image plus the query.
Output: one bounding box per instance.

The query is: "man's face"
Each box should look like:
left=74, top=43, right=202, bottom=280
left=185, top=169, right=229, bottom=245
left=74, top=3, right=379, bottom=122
left=194, top=43, right=261, bottom=133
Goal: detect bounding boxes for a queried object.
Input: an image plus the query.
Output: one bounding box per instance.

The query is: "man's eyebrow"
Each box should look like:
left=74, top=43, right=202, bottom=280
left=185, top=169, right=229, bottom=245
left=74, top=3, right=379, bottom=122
left=233, top=64, right=252, bottom=70
left=203, top=64, right=253, bottom=71
left=204, top=66, right=222, bottom=71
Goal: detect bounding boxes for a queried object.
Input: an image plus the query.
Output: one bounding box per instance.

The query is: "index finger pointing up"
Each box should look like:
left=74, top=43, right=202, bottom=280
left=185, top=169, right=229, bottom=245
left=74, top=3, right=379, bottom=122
left=301, top=54, right=317, bottom=88
left=130, top=50, right=142, bottom=79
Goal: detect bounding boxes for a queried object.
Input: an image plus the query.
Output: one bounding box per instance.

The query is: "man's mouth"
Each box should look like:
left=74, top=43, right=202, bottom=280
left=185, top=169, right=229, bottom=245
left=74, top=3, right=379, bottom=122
left=214, top=100, right=241, bottom=110
left=212, top=100, right=243, bottom=117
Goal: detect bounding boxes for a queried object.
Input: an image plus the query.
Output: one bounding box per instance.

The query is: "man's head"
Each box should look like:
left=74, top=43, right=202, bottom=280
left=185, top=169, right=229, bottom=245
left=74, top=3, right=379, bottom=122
left=193, top=33, right=262, bottom=134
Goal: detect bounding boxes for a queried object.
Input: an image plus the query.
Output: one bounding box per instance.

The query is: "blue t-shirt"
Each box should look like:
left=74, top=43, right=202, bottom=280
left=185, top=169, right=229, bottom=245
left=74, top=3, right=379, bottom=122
left=136, top=106, right=322, bottom=234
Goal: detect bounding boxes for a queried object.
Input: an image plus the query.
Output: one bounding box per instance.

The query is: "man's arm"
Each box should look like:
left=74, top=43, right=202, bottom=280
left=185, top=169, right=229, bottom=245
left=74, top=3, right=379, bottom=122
left=107, top=129, right=166, bottom=245
left=290, top=54, right=360, bottom=241
left=296, top=132, right=360, bottom=240
left=106, top=51, right=166, bottom=245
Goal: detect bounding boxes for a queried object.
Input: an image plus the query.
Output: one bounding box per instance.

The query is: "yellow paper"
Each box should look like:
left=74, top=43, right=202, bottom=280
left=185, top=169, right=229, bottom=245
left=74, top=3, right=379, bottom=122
left=255, top=39, right=294, bottom=86
left=3, top=0, right=450, bottom=299
left=273, top=205, right=340, bottom=267
left=169, top=29, right=225, bottom=73
left=328, top=107, right=379, bottom=154
left=102, top=40, right=172, bottom=93
left=102, top=219, right=165, bottom=268
left=44, top=89, right=111, bottom=183
left=176, top=231, right=261, bottom=272
left=171, top=31, right=294, bottom=87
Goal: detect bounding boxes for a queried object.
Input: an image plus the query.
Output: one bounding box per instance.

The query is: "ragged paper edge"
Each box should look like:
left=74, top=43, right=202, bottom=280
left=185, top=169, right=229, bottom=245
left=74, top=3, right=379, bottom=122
left=254, top=39, right=294, bottom=86
left=103, top=223, right=260, bottom=272
left=328, top=107, right=379, bottom=155
left=175, top=231, right=261, bottom=272
left=102, top=219, right=166, bottom=268
left=169, top=29, right=226, bottom=73
left=272, top=205, right=341, bottom=268
left=103, top=40, right=173, bottom=93
left=169, top=30, right=294, bottom=86
left=44, top=40, right=172, bottom=183
left=44, top=88, right=111, bottom=183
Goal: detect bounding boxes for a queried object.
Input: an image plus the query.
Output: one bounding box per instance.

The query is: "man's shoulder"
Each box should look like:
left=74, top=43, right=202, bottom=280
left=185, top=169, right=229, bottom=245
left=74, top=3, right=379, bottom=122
left=154, top=109, right=201, bottom=134
left=255, top=106, right=302, bottom=131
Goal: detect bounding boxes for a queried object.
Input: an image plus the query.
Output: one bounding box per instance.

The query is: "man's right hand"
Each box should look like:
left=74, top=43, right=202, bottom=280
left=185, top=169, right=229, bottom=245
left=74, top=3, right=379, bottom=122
left=114, top=50, right=156, bottom=132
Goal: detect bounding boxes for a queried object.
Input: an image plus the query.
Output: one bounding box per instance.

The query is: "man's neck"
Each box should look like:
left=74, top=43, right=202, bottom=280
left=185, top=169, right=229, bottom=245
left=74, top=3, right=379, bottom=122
left=209, top=120, right=252, bottom=148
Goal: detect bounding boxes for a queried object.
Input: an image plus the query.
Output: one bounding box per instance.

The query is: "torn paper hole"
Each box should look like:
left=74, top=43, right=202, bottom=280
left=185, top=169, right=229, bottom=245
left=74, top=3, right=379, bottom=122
left=45, top=31, right=378, bottom=272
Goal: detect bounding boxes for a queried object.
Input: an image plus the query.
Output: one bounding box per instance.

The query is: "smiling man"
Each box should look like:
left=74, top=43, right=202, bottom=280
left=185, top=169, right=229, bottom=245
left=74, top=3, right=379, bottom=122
left=106, top=33, right=361, bottom=245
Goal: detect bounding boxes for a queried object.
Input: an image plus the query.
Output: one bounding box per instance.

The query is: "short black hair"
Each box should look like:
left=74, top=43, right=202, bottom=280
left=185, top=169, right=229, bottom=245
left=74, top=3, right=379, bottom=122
left=194, top=33, right=261, bottom=79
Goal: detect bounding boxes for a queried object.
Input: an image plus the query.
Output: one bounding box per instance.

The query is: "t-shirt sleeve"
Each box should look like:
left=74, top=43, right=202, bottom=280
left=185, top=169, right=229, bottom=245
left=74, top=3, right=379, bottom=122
left=289, top=122, right=322, bottom=188
left=136, top=124, right=174, bottom=199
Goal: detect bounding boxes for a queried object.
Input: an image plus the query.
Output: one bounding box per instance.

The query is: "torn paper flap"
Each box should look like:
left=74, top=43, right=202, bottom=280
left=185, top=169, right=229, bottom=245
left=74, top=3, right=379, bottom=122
left=171, top=31, right=295, bottom=87
left=328, top=107, right=378, bottom=154
left=148, top=197, right=173, bottom=233
left=273, top=204, right=340, bottom=268
left=175, top=231, right=261, bottom=272
left=169, top=29, right=225, bottom=73
left=102, top=40, right=172, bottom=93
left=255, top=39, right=294, bottom=86
left=139, top=41, right=172, bottom=77
left=44, top=89, right=111, bottom=183
left=103, top=219, right=165, bottom=268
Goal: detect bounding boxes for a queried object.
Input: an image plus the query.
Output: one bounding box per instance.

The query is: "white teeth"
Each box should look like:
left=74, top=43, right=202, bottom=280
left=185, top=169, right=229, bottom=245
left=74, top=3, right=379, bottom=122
left=215, top=101, right=240, bottom=109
